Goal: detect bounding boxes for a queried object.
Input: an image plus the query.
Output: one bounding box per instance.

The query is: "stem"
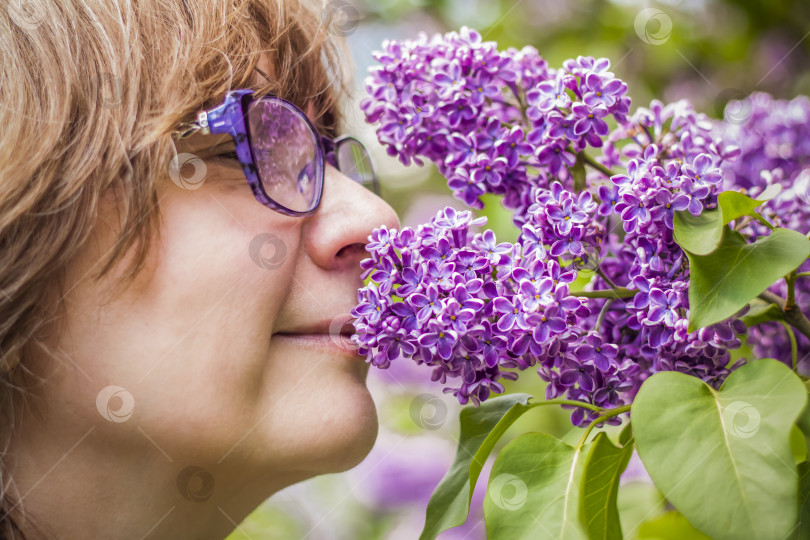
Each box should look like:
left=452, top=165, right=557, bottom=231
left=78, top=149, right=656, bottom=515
left=507, top=85, right=529, bottom=127
left=577, top=404, right=633, bottom=448
left=580, top=153, right=616, bottom=178
left=786, top=272, right=797, bottom=311
left=595, top=298, right=615, bottom=331
left=758, top=289, right=810, bottom=341
left=780, top=321, right=799, bottom=371
left=596, top=267, right=618, bottom=289
left=533, top=399, right=605, bottom=414
left=489, top=96, right=521, bottom=111
left=796, top=272, right=810, bottom=278
left=576, top=287, right=637, bottom=299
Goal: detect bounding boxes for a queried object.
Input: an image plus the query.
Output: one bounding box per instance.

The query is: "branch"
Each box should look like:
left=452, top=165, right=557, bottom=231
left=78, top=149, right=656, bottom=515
left=758, top=290, right=810, bottom=341
left=581, top=153, right=616, bottom=178
left=576, top=287, right=636, bottom=299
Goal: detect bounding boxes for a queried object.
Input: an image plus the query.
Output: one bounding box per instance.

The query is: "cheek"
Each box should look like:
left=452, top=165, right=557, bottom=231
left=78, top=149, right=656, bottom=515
left=127, top=191, right=296, bottom=436
left=52, top=187, right=299, bottom=460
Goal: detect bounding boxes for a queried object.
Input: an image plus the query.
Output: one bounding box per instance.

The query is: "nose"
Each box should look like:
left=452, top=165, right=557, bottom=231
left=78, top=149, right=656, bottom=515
left=303, top=164, right=399, bottom=271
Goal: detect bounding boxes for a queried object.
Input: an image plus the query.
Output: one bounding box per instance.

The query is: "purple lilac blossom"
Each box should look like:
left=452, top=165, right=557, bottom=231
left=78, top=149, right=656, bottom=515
left=352, top=28, right=810, bottom=426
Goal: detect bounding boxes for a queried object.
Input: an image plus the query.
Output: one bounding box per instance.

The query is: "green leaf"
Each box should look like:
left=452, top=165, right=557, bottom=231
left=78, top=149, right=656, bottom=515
left=419, top=394, right=535, bottom=540
left=686, top=228, right=810, bottom=332
left=637, top=511, right=713, bottom=540
left=632, top=359, right=807, bottom=540
left=617, top=483, right=666, bottom=537
left=673, top=189, right=778, bottom=256
left=485, top=433, right=589, bottom=540
left=741, top=298, right=784, bottom=327
left=579, top=432, right=633, bottom=540
left=792, top=425, right=808, bottom=464
left=755, top=183, right=782, bottom=201
left=791, top=462, right=810, bottom=540
left=618, top=421, right=633, bottom=447
left=718, top=190, right=767, bottom=224
left=798, top=379, right=810, bottom=439
left=672, top=208, right=722, bottom=256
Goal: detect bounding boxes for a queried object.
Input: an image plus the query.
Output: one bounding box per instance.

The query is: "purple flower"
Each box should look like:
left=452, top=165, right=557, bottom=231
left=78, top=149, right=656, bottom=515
left=575, top=333, right=618, bottom=371
left=438, top=299, right=476, bottom=333
left=683, top=154, right=722, bottom=185
left=418, top=320, right=459, bottom=360
left=492, top=296, right=529, bottom=332
left=560, top=356, right=596, bottom=392
left=531, top=307, right=567, bottom=343
left=529, top=75, right=571, bottom=111
left=582, top=73, right=626, bottom=109
left=647, top=288, right=681, bottom=327
left=520, top=278, right=554, bottom=311
left=353, top=283, right=385, bottom=324
left=547, top=198, right=588, bottom=235
left=433, top=61, right=465, bottom=98
left=651, top=189, right=690, bottom=229
left=473, top=230, right=512, bottom=261
left=572, top=104, right=610, bottom=137
left=410, top=283, right=444, bottom=323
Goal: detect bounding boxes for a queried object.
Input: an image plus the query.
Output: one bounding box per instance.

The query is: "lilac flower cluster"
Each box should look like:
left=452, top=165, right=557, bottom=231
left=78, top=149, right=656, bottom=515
left=353, top=28, right=791, bottom=425
left=353, top=207, right=622, bottom=423
left=360, top=27, right=630, bottom=221
left=715, top=93, right=810, bottom=367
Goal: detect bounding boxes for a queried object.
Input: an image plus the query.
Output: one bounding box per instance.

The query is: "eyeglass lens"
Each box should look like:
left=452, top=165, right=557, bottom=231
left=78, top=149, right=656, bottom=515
left=336, top=138, right=379, bottom=195
left=247, top=98, right=322, bottom=213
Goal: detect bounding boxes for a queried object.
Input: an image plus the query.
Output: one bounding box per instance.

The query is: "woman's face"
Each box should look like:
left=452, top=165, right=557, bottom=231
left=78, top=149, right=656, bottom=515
left=30, top=68, right=398, bottom=506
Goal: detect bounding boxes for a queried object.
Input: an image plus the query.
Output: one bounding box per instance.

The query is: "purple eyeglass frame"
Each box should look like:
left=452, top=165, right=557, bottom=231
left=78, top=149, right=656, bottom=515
left=172, top=88, right=376, bottom=217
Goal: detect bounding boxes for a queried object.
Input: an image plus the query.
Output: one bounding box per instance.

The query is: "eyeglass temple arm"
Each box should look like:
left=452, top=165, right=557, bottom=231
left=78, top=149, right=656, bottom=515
left=321, top=135, right=339, bottom=168
left=171, top=111, right=212, bottom=140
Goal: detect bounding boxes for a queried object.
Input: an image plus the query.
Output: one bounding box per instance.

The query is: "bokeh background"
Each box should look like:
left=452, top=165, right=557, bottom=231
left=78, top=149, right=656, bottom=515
left=228, top=0, right=810, bottom=538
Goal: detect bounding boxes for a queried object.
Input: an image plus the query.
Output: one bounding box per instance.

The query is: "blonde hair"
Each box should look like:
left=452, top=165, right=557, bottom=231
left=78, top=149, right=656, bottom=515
left=0, top=0, right=350, bottom=535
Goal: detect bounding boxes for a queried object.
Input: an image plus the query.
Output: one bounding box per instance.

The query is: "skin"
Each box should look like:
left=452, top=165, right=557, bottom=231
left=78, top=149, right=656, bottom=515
left=7, top=54, right=398, bottom=538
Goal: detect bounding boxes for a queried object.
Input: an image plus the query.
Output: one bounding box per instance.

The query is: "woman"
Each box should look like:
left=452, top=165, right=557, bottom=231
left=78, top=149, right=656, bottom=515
left=0, top=0, right=397, bottom=537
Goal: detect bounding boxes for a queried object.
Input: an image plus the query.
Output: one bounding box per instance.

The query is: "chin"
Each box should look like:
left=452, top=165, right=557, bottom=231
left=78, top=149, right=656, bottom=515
left=314, top=375, right=379, bottom=473
left=260, top=343, right=379, bottom=474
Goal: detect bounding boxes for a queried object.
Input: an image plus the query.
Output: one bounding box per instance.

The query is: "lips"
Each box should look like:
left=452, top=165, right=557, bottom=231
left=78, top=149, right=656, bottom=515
left=274, top=317, right=356, bottom=338
left=271, top=316, right=361, bottom=358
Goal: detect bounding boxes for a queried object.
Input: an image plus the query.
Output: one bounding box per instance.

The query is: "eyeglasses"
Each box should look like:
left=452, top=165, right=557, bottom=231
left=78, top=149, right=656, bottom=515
left=171, top=89, right=379, bottom=216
